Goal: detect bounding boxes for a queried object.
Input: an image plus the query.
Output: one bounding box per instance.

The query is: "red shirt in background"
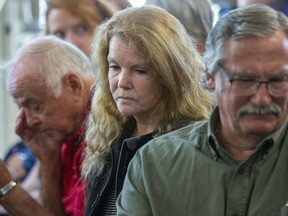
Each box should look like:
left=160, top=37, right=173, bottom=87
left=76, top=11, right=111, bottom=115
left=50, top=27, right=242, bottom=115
left=60, top=97, right=91, bottom=216
left=61, top=131, right=86, bottom=216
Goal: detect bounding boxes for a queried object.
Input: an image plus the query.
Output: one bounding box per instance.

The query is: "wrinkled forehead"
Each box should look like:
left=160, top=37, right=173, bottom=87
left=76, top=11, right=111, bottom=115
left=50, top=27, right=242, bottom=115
left=219, top=32, right=288, bottom=78
left=13, top=94, right=38, bottom=106
left=222, top=30, right=288, bottom=62
left=7, top=59, right=46, bottom=99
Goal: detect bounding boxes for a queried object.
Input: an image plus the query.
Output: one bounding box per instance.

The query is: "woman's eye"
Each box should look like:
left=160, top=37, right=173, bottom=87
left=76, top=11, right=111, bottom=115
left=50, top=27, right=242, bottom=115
left=75, top=24, right=88, bottom=35
left=53, top=31, right=65, bottom=39
left=135, top=69, right=148, bottom=75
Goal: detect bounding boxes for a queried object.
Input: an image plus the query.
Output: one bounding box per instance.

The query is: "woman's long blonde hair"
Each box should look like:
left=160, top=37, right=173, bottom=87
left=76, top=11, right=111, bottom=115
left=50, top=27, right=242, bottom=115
left=83, top=6, right=214, bottom=178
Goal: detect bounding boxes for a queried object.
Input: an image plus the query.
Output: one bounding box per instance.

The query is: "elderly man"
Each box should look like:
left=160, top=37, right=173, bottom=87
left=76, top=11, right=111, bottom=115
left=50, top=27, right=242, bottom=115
left=117, top=4, right=288, bottom=215
left=0, top=35, right=95, bottom=216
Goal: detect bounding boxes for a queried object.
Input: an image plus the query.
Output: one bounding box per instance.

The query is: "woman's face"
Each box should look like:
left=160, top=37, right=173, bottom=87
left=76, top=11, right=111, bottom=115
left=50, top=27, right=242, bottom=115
left=108, top=36, right=164, bottom=121
left=47, top=8, right=92, bottom=56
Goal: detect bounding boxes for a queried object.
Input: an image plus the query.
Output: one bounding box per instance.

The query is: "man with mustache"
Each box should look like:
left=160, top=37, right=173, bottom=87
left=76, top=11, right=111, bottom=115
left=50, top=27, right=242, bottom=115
left=117, top=4, right=288, bottom=215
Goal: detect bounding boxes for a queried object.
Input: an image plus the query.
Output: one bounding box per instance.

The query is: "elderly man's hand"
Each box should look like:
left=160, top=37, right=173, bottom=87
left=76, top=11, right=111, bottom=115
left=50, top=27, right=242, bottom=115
left=15, top=109, right=62, bottom=163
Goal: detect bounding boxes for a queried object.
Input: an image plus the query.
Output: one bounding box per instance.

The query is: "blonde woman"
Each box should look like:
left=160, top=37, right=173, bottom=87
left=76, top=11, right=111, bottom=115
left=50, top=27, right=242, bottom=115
left=83, top=6, right=213, bottom=215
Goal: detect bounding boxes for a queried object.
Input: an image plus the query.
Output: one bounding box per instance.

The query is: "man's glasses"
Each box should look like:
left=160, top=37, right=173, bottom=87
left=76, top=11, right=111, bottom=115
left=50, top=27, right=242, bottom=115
left=218, top=64, right=288, bottom=97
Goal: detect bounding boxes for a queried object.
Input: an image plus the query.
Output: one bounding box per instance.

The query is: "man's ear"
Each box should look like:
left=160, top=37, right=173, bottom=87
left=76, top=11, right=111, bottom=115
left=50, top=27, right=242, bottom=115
left=205, top=71, right=216, bottom=90
left=63, top=72, right=83, bottom=99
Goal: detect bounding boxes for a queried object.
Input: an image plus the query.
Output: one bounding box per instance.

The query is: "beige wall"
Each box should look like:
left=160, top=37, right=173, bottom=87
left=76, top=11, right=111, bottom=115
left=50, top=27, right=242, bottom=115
left=0, top=0, right=28, bottom=157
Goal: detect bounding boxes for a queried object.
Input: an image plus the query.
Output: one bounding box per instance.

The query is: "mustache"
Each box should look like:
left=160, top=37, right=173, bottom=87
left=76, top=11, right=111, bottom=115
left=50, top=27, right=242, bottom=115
left=237, top=103, right=282, bottom=118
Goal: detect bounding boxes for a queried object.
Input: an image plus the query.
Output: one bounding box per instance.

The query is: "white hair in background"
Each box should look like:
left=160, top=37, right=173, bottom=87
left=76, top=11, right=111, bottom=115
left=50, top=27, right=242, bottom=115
left=145, top=0, right=213, bottom=40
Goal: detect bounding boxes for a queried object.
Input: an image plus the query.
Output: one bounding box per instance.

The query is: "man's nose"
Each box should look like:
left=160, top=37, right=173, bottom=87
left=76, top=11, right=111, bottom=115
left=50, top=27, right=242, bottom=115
left=24, top=109, right=41, bottom=127
left=251, top=83, right=272, bottom=106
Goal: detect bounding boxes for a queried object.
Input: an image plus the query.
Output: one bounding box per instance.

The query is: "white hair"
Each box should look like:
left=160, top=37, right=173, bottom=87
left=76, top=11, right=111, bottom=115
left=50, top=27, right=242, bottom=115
left=145, top=0, right=213, bottom=40
left=7, top=35, right=94, bottom=97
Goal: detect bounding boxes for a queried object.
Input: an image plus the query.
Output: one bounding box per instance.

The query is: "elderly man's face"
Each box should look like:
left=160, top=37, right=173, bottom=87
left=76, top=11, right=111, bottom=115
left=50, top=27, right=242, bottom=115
left=7, top=58, right=82, bottom=144
left=209, top=30, right=288, bottom=138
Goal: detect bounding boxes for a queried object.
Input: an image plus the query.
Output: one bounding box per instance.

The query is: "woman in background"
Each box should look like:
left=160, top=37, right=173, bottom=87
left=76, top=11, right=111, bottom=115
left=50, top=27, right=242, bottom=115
left=46, top=0, right=113, bottom=56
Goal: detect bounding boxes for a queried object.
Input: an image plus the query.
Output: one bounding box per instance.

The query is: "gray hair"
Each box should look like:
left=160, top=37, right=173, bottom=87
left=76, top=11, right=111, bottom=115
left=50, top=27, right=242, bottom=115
left=203, top=4, right=288, bottom=83
left=145, top=0, right=213, bottom=40
left=7, top=35, right=94, bottom=97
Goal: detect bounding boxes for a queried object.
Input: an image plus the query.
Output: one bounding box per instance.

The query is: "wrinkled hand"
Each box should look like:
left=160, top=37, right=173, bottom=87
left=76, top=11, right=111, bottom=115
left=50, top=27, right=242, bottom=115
left=15, top=109, right=62, bottom=162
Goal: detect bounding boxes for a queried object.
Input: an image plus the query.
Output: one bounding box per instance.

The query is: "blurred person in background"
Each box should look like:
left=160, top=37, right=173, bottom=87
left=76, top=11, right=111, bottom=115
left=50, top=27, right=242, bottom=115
left=103, top=0, right=132, bottom=11
left=237, top=0, right=288, bottom=14
left=46, top=0, right=113, bottom=56
left=145, top=0, right=214, bottom=54
left=0, top=141, right=41, bottom=216
left=4, top=141, right=37, bottom=183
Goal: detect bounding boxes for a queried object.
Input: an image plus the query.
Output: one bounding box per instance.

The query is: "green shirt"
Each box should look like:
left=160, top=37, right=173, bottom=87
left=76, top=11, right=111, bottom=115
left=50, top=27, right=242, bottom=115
left=117, top=109, right=288, bottom=216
